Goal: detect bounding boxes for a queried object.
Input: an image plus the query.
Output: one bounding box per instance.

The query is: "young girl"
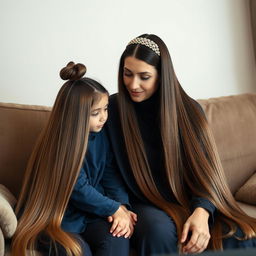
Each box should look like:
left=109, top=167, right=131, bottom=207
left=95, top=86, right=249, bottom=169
left=11, top=62, right=136, bottom=256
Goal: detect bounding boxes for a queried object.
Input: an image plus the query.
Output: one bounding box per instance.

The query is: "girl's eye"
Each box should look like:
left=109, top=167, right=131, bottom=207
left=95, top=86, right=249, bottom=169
left=141, top=76, right=150, bottom=81
left=104, top=108, right=108, bottom=112
left=91, top=112, right=99, bottom=117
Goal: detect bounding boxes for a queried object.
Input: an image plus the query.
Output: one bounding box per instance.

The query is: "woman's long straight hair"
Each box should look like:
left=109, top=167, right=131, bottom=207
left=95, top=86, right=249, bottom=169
left=117, top=34, right=256, bottom=250
left=11, top=62, right=108, bottom=256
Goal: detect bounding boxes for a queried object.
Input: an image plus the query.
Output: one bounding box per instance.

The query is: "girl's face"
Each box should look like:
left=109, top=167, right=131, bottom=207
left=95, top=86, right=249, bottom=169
left=89, top=93, right=108, bottom=132
left=123, top=56, right=158, bottom=102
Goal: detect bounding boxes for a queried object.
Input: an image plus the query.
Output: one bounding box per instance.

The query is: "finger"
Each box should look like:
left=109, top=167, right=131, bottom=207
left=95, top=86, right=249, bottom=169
left=112, top=225, right=123, bottom=236
left=181, top=223, right=190, bottom=243
left=130, top=217, right=136, bottom=226
left=129, top=221, right=134, bottom=230
left=124, top=228, right=132, bottom=239
left=107, top=216, right=113, bottom=223
left=110, top=220, right=119, bottom=233
left=131, top=212, right=137, bottom=222
left=128, top=228, right=134, bottom=238
left=116, top=227, right=129, bottom=238
left=197, top=235, right=210, bottom=253
left=187, top=234, right=205, bottom=254
left=182, top=231, right=199, bottom=253
left=129, top=223, right=134, bottom=236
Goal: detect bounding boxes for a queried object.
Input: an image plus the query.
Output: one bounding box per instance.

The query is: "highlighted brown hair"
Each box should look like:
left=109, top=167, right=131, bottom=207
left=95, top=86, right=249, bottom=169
left=118, top=34, right=256, bottom=250
left=11, top=62, right=108, bottom=255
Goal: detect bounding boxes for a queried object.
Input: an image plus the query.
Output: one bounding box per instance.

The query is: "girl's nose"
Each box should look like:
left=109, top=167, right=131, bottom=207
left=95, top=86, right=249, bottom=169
left=100, top=112, right=107, bottom=122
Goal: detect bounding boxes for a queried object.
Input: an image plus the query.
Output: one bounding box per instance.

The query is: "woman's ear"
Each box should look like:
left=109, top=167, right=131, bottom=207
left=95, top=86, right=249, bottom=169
left=157, top=76, right=161, bottom=86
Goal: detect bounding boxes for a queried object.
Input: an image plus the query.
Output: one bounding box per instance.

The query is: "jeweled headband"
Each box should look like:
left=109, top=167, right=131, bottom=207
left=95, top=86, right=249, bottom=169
left=127, top=37, right=160, bottom=56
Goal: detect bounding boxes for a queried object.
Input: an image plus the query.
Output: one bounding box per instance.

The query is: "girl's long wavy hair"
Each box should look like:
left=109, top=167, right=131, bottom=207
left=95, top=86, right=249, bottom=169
left=118, top=34, right=256, bottom=250
left=11, top=62, right=108, bottom=256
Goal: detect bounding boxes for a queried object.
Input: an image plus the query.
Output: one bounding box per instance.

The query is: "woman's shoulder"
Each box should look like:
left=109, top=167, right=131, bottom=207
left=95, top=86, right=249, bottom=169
left=189, top=97, right=205, bottom=116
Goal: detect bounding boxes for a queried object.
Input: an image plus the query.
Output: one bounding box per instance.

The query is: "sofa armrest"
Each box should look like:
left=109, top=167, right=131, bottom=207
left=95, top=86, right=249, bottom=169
left=0, top=185, right=17, bottom=238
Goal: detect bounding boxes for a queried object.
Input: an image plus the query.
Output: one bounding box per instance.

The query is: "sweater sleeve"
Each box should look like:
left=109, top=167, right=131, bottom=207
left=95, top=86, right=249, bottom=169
left=70, top=168, right=121, bottom=217
left=101, top=136, right=131, bottom=209
left=190, top=197, right=216, bottom=226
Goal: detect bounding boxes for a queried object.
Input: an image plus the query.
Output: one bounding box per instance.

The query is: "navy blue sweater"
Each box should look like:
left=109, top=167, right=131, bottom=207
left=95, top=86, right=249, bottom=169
left=106, top=94, right=215, bottom=223
left=62, top=128, right=129, bottom=233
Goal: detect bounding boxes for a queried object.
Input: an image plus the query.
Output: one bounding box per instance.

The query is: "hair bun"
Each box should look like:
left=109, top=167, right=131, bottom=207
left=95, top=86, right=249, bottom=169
left=60, top=61, right=87, bottom=81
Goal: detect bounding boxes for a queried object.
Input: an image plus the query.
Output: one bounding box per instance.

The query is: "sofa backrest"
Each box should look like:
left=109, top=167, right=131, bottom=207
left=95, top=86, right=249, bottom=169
left=0, top=103, right=51, bottom=197
left=0, top=93, right=256, bottom=198
left=198, top=93, right=256, bottom=193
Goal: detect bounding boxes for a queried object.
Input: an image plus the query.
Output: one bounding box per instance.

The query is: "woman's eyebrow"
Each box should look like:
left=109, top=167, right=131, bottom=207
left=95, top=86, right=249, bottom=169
left=124, top=67, right=152, bottom=75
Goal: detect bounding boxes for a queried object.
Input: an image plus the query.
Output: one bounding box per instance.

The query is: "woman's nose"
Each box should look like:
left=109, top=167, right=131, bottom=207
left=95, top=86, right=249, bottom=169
left=128, top=77, right=140, bottom=90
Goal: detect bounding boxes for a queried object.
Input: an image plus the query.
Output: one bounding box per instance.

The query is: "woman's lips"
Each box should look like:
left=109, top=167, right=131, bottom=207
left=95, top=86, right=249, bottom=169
left=130, top=91, right=144, bottom=97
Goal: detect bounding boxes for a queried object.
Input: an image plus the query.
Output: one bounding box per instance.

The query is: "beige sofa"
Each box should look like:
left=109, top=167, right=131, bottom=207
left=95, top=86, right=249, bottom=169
left=0, top=93, right=256, bottom=255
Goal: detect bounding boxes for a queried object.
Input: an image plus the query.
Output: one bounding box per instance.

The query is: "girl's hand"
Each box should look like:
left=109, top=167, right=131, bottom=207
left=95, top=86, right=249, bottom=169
left=181, top=207, right=211, bottom=254
left=107, top=205, right=135, bottom=238
left=125, top=207, right=137, bottom=237
left=129, top=210, right=137, bottom=226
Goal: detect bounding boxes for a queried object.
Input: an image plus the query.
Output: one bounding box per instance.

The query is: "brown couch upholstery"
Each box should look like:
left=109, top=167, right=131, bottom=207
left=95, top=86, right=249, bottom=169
left=0, top=93, right=256, bottom=255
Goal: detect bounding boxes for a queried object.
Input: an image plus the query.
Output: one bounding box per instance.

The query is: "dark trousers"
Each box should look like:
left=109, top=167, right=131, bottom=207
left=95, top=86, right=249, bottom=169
left=38, top=219, right=129, bottom=256
left=38, top=234, right=92, bottom=256
left=81, top=219, right=130, bottom=256
left=131, top=203, right=256, bottom=256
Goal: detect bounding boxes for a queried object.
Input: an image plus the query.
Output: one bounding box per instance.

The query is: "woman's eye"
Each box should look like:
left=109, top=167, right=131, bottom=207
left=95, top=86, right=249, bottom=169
left=141, top=76, right=150, bottom=80
left=104, top=108, right=108, bottom=112
left=124, top=72, right=132, bottom=77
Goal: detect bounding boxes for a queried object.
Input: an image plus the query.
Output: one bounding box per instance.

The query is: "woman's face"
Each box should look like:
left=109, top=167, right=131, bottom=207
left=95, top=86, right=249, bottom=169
left=123, top=56, right=158, bottom=102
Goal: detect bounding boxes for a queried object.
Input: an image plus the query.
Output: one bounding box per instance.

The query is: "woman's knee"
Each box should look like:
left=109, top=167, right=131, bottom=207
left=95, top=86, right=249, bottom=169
left=132, top=204, right=178, bottom=245
left=135, top=220, right=177, bottom=243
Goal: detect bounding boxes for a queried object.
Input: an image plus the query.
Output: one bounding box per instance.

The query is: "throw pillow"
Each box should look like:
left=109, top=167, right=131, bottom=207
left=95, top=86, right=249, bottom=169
left=235, top=172, right=256, bottom=205
left=0, top=185, right=17, bottom=238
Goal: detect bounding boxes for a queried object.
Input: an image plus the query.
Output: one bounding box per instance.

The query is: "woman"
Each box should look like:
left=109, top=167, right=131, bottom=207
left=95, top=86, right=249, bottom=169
left=106, top=34, right=256, bottom=255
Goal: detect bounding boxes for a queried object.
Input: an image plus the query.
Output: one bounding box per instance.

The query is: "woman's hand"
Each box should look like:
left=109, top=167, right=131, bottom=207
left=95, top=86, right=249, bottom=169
left=181, top=207, right=211, bottom=254
left=107, top=205, right=137, bottom=238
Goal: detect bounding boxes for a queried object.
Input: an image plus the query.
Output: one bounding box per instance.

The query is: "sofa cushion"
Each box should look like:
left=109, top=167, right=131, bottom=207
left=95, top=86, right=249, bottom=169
left=235, top=172, right=256, bottom=205
left=0, top=102, right=51, bottom=198
left=198, top=94, right=256, bottom=193
left=237, top=201, right=256, bottom=218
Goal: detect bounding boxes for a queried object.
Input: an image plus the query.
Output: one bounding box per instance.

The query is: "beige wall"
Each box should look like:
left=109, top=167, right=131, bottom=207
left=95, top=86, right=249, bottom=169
left=0, top=0, right=255, bottom=106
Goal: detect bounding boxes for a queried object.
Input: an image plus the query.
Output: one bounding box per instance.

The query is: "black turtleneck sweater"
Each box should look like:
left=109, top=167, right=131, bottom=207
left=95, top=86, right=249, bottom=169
left=131, top=91, right=175, bottom=202
left=107, top=93, right=216, bottom=220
